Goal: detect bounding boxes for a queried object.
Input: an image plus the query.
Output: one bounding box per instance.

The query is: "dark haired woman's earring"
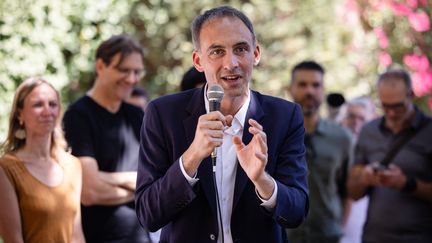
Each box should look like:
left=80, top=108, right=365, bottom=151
left=15, top=121, right=26, bottom=140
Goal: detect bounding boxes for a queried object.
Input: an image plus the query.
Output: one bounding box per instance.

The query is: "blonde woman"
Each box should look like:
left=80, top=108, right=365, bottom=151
left=0, top=77, right=85, bottom=243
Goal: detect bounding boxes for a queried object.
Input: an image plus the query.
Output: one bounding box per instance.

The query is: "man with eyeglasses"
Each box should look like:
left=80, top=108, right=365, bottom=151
left=286, top=61, right=353, bottom=243
left=347, top=69, right=432, bottom=243
left=63, top=35, right=150, bottom=243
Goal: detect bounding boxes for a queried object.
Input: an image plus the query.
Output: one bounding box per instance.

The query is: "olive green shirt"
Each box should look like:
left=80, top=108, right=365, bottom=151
left=288, top=119, right=352, bottom=243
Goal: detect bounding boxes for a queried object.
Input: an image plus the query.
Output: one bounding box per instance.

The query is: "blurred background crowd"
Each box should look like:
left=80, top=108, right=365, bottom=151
left=0, top=0, right=431, bottom=140
left=0, top=1, right=431, bottom=243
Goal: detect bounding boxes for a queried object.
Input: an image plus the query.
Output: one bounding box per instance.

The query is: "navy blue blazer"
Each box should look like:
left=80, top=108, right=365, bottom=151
left=136, top=87, right=309, bottom=243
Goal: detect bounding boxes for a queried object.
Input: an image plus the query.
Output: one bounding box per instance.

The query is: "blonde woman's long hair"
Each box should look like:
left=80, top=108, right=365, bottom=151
left=1, top=77, right=67, bottom=160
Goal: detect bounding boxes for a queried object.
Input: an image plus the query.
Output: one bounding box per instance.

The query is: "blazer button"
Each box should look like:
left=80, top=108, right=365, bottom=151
left=209, top=234, right=216, bottom=241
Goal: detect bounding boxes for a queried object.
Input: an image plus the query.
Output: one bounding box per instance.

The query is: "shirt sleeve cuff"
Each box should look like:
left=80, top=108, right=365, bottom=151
left=256, top=177, right=278, bottom=210
left=179, top=156, right=199, bottom=186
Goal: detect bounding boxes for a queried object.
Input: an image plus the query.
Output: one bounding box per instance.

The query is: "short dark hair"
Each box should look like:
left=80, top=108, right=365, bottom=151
left=191, top=6, right=256, bottom=51
left=180, top=67, right=207, bottom=91
left=291, top=61, right=325, bottom=82
left=96, top=34, right=144, bottom=67
left=326, top=93, right=345, bottom=107
left=377, top=69, right=413, bottom=96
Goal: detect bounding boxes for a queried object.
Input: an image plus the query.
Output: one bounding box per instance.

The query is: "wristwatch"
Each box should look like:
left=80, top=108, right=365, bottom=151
left=402, top=176, right=417, bottom=193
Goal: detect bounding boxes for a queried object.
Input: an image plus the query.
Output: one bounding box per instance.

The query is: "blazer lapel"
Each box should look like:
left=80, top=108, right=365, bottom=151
left=183, top=88, right=205, bottom=151
left=233, top=91, right=265, bottom=210
left=182, top=87, right=218, bottom=216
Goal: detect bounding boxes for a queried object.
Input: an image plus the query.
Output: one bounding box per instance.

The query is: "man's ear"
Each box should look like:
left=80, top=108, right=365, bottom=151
left=253, top=44, right=261, bottom=66
left=95, top=58, right=106, bottom=75
left=192, top=51, right=204, bottom=72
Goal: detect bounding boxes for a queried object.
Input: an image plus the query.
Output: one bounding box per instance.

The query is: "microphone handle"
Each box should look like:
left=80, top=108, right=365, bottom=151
left=209, top=100, right=221, bottom=162
left=209, top=100, right=221, bottom=113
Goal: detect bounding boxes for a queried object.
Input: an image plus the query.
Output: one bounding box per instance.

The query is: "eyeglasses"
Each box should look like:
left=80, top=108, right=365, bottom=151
left=114, top=66, right=144, bottom=79
left=380, top=100, right=407, bottom=112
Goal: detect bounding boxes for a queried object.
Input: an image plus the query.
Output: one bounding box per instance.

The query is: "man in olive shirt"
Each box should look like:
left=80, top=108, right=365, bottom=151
left=286, top=61, right=352, bottom=243
left=347, top=69, right=432, bottom=243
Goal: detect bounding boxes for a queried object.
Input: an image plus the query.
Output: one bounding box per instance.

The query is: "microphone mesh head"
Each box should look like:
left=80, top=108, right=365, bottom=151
left=207, top=84, right=224, bottom=101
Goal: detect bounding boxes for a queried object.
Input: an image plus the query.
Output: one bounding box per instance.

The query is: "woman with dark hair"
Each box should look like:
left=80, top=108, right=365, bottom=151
left=0, top=77, right=85, bottom=243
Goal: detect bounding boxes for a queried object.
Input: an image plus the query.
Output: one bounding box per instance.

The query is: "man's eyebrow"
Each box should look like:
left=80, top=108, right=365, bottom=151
left=233, top=41, right=249, bottom=47
left=207, top=44, right=225, bottom=50
left=205, top=42, right=250, bottom=52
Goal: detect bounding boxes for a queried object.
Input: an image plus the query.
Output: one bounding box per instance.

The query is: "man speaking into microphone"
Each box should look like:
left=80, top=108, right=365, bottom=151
left=135, top=6, right=309, bottom=243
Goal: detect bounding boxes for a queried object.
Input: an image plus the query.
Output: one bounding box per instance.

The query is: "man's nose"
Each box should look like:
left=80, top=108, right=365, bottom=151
left=223, top=52, right=239, bottom=70
left=124, top=71, right=139, bottom=84
left=305, top=85, right=316, bottom=94
left=385, top=109, right=397, bottom=118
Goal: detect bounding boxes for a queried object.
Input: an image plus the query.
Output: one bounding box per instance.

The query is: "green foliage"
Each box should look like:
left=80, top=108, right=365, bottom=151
left=0, top=0, right=386, bottom=140
left=0, top=0, right=134, bottom=139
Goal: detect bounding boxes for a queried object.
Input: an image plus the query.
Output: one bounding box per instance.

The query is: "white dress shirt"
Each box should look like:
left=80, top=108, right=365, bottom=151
left=179, top=87, right=277, bottom=243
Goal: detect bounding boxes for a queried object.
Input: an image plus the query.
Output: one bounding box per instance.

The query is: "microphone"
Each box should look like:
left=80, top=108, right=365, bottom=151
left=207, top=84, right=224, bottom=113
left=207, top=84, right=224, bottom=160
left=207, top=84, right=225, bottom=243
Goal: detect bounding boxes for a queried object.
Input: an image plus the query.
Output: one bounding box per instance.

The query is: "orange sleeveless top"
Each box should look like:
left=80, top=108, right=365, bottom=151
left=0, top=153, right=81, bottom=243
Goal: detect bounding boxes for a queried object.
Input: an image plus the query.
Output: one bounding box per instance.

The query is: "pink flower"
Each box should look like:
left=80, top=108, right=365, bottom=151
left=340, top=0, right=359, bottom=25
left=412, top=71, right=432, bottom=97
left=369, top=0, right=387, bottom=11
left=408, top=11, right=430, bottom=32
left=406, top=0, right=418, bottom=8
left=403, top=54, right=430, bottom=71
left=419, top=0, right=428, bottom=6
left=343, top=0, right=359, bottom=13
left=379, top=52, right=392, bottom=67
left=374, top=27, right=389, bottom=49
left=390, top=3, right=413, bottom=16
